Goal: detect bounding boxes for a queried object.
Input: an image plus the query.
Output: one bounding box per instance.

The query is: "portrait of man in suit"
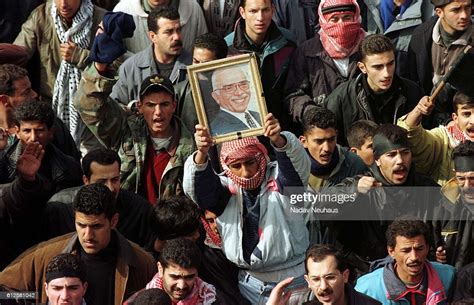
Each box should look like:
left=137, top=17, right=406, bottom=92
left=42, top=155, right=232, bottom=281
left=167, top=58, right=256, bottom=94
left=209, top=65, right=262, bottom=136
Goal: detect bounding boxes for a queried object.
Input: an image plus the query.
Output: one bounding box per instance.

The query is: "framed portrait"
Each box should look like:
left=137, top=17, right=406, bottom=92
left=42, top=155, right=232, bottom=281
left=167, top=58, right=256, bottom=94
left=187, top=53, right=268, bottom=144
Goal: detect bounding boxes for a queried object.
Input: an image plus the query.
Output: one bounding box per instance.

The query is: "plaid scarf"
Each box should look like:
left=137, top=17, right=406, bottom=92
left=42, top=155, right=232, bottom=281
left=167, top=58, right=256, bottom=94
left=146, top=273, right=217, bottom=305
left=51, top=0, right=93, bottom=144
left=318, top=0, right=365, bottom=59
left=200, top=216, right=222, bottom=249
left=220, top=137, right=268, bottom=190
left=446, top=121, right=474, bottom=148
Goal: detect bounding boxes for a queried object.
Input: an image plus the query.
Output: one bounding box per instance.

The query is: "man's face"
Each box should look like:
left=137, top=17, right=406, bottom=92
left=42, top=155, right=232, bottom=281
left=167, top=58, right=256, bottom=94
left=304, top=255, right=349, bottom=305
left=158, top=262, right=198, bottom=302
left=375, top=148, right=412, bottom=185
left=326, top=12, right=355, bottom=23
left=436, top=0, right=472, bottom=34
left=54, top=0, right=81, bottom=23
left=227, top=157, right=259, bottom=178
left=138, top=91, right=177, bottom=138
left=44, top=277, right=87, bottom=305
left=192, top=47, right=217, bottom=64
left=388, top=235, right=429, bottom=284
left=239, top=0, right=274, bottom=40
left=358, top=51, right=396, bottom=93
left=455, top=170, right=474, bottom=204
left=83, top=162, right=121, bottom=200
left=300, top=127, right=337, bottom=166
left=352, top=137, right=374, bottom=166
left=149, top=18, right=183, bottom=60
left=211, top=68, right=251, bottom=113
left=204, top=210, right=220, bottom=236
left=6, top=76, right=38, bottom=109
left=15, top=120, right=54, bottom=148
left=147, top=0, right=170, bottom=10
left=75, top=212, right=118, bottom=254
left=453, top=104, right=474, bottom=139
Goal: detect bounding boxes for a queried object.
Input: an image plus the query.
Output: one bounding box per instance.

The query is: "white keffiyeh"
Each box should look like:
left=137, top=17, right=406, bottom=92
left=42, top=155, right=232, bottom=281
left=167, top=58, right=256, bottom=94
left=51, top=0, right=94, bottom=144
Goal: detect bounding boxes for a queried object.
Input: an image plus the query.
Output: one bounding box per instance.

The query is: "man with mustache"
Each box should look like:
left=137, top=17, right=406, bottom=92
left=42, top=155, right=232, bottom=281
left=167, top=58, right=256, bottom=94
left=355, top=217, right=455, bottom=305
left=398, top=91, right=474, bottom=186
left=332, top=124, right=440, bottom=263
left=325, top=34, right=424, bottom=146
left=434, top=141, right=474, bottom=270
left=109, top=6, right=192, bottom=107
left=404, top=0, right=472, bottom=127
left=266, top=244, right=381, bottom=305
left=209, top=66, right=262, bottom=136
left=0, top=184, right=156, bottom=305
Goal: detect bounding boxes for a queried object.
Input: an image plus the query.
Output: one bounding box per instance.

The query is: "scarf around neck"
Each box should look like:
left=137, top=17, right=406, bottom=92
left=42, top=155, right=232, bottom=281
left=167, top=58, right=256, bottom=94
left=51, top=0, right=94, bottom=145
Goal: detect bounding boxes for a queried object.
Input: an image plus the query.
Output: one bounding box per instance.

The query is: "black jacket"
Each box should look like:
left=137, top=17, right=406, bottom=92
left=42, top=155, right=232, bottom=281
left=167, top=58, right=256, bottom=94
left=284, top=34, right=360, bottom=125
left=326, top=73, right=422, bottom=146
left=42, top=187, right=155, bottom=247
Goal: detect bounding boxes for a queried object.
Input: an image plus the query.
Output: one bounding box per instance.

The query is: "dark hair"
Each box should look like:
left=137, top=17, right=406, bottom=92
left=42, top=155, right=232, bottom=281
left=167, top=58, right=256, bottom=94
left=360, top=34, right=395, bottom=62
left=147, top=6, right=180, bottom=32
left=159, top=238, right=202, bottom=270
left=386, top=215, right=431, bottom=248
left=0, top=64, right=28, bottom=96
left=452, top=91, right=474, bottom=114
left=347, top=120, right=378, bottom=149
left=374, top=124, right=408, bottom=146
left=302, top=107, right=337, bottom=134
left=133, top=288, right=172, bottom=305
left=193, top=33, right=228, bottom=60
left=151, top=196, right=201, bottom=240
left=82, top=148, right=121, bottom=179
left=453, top=141, right=474, bottom=160
left=305, top=244, right=349, bottom=274
left=239, top=0, right=274, bottom=8
left=451, top=299, right=474, bottom=305
left=14, top=100, right=55, bottom=129
left=46, top=253, right=87, bottom=283
left=73, top=183, right=116, bottom=219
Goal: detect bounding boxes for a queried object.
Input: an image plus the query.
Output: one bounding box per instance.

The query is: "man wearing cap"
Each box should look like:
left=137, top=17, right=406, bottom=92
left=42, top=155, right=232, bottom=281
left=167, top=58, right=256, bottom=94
left=434, top=141, right=474, bottom=270
left=184, top=114, right=311, bottom=303
left=404, top=0, right=472, bottom=126
left=285, top=0, right=365, bottom=126
left=333, top=124, right=440, bottom=262
left=75, top=67, right=194, bottom=204
left=44, top=253, right=88, bottom=305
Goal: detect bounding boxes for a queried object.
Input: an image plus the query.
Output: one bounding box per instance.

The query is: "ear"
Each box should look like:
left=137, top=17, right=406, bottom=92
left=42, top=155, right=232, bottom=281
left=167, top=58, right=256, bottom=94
left=357, top=61, right=367, bottom=74
left=211, top=91, right=220, bottom=105
left=110, top=213, right=119, bottom=229
left=304, top=274, right=311, bottom=288
left=387, top=246, right=395, bottom=258
left=137, top=100, right=143, bottom=114
left=47, top=126, right=55, bottom=141
left=375, top=158, right=381, bottom=167
left=82, top=282, right=88, bottom=296
left=14, top=125, right=20, bottom=139
left=452, top=111, right=458, bottom=125
left=239, top=6, right=245, bottom=19
left=147, top=31, right=156, bottom=43
left=349, top=147, right=358, bottom=154
left=435, top=7, right=443, bottom=18
left=158, top=262, right=164, bottom=277
left=82, top=175, right=90, bottom=185
left=44, top=282, right=49, bottom=297
left=299, top=135, right=308, bottom=148
left=342, top=269, right=350, bottom=284
left=0, top=95, right=10, bottom=107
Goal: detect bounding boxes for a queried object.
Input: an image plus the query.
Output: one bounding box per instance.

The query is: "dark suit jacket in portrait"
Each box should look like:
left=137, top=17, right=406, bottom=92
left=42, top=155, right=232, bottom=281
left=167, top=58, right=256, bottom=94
left=210, top=110, right=261, bottom=136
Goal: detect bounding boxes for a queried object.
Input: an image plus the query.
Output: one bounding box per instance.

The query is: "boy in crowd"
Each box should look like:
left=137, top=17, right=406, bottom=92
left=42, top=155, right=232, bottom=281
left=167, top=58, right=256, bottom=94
left=347, top=120, right=378, bottom=166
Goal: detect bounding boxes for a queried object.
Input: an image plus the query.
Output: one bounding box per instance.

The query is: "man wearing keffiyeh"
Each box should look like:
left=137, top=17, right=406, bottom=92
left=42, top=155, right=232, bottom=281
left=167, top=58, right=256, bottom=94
left=184, top=113, right=311, bottom=304
left=398, top=91, right=474, bottom=186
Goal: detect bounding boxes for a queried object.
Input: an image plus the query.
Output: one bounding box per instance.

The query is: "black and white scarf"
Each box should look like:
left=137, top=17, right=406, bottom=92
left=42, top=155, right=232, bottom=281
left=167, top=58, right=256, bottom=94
left=51, top=0, right=94, bottom=144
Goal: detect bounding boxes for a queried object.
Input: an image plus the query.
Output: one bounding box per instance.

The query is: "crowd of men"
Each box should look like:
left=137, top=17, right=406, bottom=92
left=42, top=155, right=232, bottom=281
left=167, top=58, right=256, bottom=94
left=0, top=0, right=473, bottom=304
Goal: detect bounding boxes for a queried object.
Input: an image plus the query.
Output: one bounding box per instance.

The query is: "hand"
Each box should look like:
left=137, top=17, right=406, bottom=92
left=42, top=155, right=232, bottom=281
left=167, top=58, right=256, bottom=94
left=357, top=176, right=382, bottom=194
left=435, top=245, right=447, bottom=263
left=264, top=113, right=285, bottom=148
left=194, top=124, right=214, bottom=164
left=16, top=142, right=45, bottom=181
left=60, top=40, right=77, bottom=63
left=415, top=96, right=434, bottom=116
left=266, top=277, right=293, bottom=305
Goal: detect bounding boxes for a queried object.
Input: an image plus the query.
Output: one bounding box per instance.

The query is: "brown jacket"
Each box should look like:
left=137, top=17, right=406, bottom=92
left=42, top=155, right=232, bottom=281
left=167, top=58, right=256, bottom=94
left=0, top=231, right=157, bottom=305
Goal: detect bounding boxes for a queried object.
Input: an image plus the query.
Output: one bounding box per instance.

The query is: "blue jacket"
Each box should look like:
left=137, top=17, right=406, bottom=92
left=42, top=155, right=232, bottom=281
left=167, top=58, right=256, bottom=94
left=355, top=261, right=455, bottom=305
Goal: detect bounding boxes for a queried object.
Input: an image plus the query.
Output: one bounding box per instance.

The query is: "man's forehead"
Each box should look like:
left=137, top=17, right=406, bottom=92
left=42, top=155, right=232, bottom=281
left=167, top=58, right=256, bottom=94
left=455, top=170, right=474, bottom=176
left=382, top=147, right=410, bottom=155
left=157, top=17, right=181, bottom=29
left=307, top=255, right=339, bottom=275
left=215, top=69, right=246, bottom=86
left=165, top=263, right=197, bottom=275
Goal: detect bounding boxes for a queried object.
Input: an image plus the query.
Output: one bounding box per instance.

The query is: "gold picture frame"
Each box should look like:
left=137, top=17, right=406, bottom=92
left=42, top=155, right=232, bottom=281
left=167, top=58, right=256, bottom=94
left=187, top=53, right=268, bottom=144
